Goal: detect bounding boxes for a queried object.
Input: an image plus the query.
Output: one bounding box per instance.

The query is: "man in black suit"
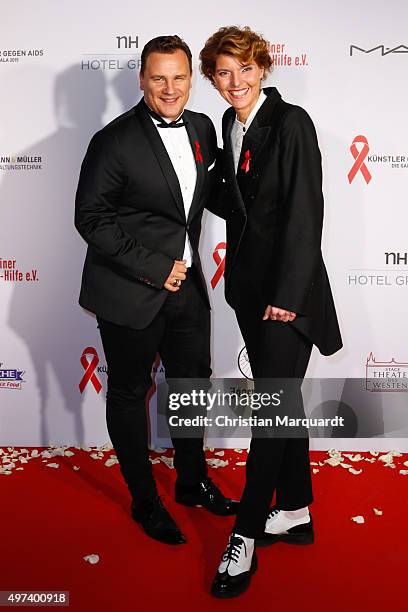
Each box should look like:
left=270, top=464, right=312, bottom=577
left=75, top=35, right=237, bottom=545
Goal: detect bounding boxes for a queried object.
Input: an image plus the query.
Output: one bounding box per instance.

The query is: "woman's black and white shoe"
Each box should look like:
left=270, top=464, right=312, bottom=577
left=211, top=533, right=257, bottom=598
left=257, top=506, right=314, bottom=547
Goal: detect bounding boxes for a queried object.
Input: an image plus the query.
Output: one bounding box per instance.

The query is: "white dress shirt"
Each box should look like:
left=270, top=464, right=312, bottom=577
left=149, top=108, right=197, bottom=267
left=231, top=90, right=267, bottom=173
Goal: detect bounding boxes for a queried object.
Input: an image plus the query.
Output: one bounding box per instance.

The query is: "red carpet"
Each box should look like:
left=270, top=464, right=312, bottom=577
left=1, top=447, right=406, bottom=611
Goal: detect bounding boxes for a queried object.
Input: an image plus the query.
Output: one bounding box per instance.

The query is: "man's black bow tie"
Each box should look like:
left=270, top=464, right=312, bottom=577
left=145, top=103, right=187, bottom=128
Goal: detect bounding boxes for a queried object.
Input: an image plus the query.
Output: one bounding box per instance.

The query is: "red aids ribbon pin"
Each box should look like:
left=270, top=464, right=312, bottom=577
left=240, top=149, right=251, bottom=173
left=195, top=140, right=203, bottom=162
left=79, top=346, right=102, bottom=394
left=211, top=242, right=227, bottom=289
left=348, top=135, right=372, bottom=184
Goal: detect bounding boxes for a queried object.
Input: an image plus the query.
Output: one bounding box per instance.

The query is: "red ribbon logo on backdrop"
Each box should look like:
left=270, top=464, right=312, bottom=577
left=195, top=140, right=203, bottom=162
left=79, top=347, right=102, bottom=394
left=211, top=242, right=227, bottom=289
left=348, top=135, right=372, bottom=184
left=241, top=149, right=251, bottom=173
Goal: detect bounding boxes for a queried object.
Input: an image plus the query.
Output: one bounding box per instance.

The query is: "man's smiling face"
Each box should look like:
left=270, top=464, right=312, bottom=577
left=140, top=49, right=192, bottom=120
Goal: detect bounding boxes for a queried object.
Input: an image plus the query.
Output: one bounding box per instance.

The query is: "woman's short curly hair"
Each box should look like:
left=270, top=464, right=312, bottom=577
left=199, top=26, right=272, bottom=84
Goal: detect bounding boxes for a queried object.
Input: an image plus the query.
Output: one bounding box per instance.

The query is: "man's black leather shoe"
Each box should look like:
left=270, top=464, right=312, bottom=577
left=175, top=477, right=239, bottom=516
left=131, top=496, right=186, bottom=545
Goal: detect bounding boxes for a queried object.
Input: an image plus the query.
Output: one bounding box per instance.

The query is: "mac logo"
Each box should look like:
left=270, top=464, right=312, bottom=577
left=350, top=44, right=408, bottom=56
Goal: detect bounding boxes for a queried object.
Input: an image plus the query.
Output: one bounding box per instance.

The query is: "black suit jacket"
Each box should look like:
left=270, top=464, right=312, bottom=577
left=75, top=99, right=218, bottom=329
left=215, top=87, right=342, bottom=356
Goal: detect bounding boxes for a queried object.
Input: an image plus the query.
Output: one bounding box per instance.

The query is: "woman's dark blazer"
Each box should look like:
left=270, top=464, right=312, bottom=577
left=214, top=87, right=342, bottom=356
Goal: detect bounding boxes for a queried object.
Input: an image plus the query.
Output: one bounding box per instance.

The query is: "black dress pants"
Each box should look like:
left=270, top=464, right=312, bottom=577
left=97, top=269, right=210, bottom=502
left=234, top=307, right=313, bottom=539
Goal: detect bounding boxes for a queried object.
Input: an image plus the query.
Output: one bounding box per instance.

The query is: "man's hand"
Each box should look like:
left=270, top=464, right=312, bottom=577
left=263, top=305, right=297, bottom=323
left=164, top=260, right=187, bottom=292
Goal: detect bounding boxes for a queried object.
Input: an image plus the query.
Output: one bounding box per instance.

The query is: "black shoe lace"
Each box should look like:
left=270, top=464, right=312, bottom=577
left=222, top=535, right=246, bottom=565
left=268, top=507, right=280, bottom=520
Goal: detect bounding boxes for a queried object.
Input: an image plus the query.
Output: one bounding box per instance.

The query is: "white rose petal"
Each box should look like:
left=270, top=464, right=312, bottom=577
left=399, top=470, right=408, bottom=475
left=31, top=450, right=39, bottom=457
left=348, top=468, right=362, bottom=475
left=340, top=463, right=353, bottom=469
left=384, top=463, right=395, bottom=469
left=351, top=515, right=365, bottom=524
left=16, top=467, right=24, bottom=471
left=90, top=453, right=101, bottom=460
left=150, top=458, right=160, bottom=465
left=328, top=448, right=339, bottom=455
left=214, top=451, right=225, bottom=456
left=100, top=443, right=113, bottom=451
left=325, top=457, right=343, bottom=467
left=328, top=449, right=342, bottom=459
left=364, top=458, right=376, bottom=463
left=313, top=468, right=319, bottom=474
left=104, top=457, right=119, bottom=467
left=310, top=462, right=319, bottom=466
left=64, top=450, right=75, bottom=457
left=83, top=554, right=100, bottom=564
left=73, top=466, right=80, bottom=471
left=234, top=449, right=243, bottom=453
left=19, top=457, right=28, bottom=464
left=373, top=508, right=383, bottom=516
left=41, top=451, right=52, bottom=459
left=46, top=463, right=60, bottom=469
left=206, top=458, right=228, bottom=468
left=379, top=453, right=394, bottom=464
left=402, top=461, right=408, bottom=468
left=236, top=462, right=246, bottom=466
left=344, top=453, right=363, bottom=462
left=369, top=451, right=379, bottom=456
left=159, top=456, right=174, bottom=469
left=0, top=470, right=12, bottom=476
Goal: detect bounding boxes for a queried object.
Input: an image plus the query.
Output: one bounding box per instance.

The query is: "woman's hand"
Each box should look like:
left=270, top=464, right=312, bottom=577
left=262, top=305, right=296, bottom=323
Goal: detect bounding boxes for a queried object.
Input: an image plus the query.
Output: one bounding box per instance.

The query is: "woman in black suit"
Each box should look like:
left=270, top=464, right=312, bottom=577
left=200, top=26, right=342, bottom=598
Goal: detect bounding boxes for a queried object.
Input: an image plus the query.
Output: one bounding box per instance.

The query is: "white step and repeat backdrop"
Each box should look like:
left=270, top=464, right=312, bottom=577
left=1, top=0, right=407, bottom=450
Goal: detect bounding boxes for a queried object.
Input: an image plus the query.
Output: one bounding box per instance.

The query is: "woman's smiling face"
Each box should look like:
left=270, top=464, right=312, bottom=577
left=213, top=54, right=264, bottom=122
